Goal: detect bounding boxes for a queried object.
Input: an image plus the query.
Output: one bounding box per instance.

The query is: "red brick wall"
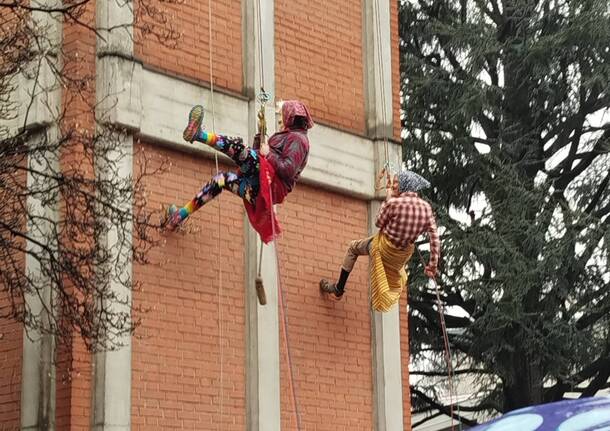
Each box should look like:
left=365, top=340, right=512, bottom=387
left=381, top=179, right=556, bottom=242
left=275, top=0, right=365, bottom=134
left=0, top=305, right=22, bottom=430
left=0, top=155, right=25, bottom=431
left=395, top=0, right=410, bottom=417
left=131, top=144, right=246, bottom=430
left=3, top=0, right=407, bottom=427
left=55, top=340, right=92, bottom=431
left=55, top=5, right=96, bottom=429
left=135, top=0, right=243, bottom=93
left=400, top=295, right=412, bottom=430
left=277, top=185, right=373, bottom=429
left=0, top=13, right=24, bottom=427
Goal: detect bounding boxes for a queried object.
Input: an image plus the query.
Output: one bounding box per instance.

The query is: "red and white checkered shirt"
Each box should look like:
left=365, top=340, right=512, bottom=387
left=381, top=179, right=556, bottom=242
left=375, top=192, right=440, bottom=273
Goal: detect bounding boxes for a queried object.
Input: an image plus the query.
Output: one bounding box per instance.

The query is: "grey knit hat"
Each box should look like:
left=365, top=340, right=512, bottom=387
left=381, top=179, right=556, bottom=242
left=398, top=169, right=431, bottom=193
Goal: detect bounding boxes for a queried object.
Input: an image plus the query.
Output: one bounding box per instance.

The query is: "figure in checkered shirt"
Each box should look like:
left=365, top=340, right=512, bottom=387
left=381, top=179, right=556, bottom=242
left=320, top=169, right=440, bottom=312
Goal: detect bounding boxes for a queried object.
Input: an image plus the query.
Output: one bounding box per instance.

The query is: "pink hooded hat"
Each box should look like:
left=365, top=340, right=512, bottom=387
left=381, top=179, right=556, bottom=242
left=281, top=100, right=314, bottom=130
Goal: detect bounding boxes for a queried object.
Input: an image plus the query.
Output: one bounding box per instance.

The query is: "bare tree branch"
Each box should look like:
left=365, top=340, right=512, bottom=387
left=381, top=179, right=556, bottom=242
left=0, top=0, right=173, bottom=352
left=410, top=386, right=481, bottom=427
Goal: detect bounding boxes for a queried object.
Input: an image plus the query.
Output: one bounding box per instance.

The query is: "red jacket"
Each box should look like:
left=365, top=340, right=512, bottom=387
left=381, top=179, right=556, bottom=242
left=247, top=100, right=313, bottom=243
left=260, top=129, right=310, bottom=204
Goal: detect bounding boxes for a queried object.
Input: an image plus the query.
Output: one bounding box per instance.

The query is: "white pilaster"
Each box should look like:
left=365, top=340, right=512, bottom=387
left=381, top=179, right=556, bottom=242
left=363, top=0, right=395, bottom=140
left=20, top=0, right=63, bottom=428
left=91, top=134, right=134, bottom=431
left=369, top=198, right=405, bottom=431
left=92, top=0, right=136, bottom=429
left=22, top=131, right=59, bottom=431
left=364, top=1, right=405, bottom=430
left=243, top=0, right=281, bottom=429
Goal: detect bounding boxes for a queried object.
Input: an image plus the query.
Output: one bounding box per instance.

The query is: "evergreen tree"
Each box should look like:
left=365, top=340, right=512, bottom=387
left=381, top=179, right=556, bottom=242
left=400, top=0, right=610, bottom=424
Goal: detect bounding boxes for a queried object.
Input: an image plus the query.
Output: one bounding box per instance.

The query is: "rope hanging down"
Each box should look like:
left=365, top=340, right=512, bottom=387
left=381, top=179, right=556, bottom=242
left=265, top=177, right=303, bottom=431
left=206, top=0, right=226, bottom=429
left=253, top=90, right=270, bottom=306
left=372, top=0, right=393, bottom=175
left=416, top=249, right=462, bottom=431
left=253, top=0, right=302, bottom=428
left=372, top=0, right=398, bottom=193
left=253, top=0, right=270, bottom=306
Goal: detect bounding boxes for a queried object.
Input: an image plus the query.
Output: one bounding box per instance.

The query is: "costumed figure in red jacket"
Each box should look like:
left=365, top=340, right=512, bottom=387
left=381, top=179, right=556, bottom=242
left=164, top=100, right=313, bottom=243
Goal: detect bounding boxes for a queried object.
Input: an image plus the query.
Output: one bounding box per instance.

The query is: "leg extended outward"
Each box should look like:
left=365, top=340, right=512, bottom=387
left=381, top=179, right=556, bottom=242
left=320, top=236, right=374, bottom=300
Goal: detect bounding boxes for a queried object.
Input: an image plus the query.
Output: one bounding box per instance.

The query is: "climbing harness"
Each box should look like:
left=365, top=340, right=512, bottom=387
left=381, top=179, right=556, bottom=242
left=257, top=89, right=271, bottom=143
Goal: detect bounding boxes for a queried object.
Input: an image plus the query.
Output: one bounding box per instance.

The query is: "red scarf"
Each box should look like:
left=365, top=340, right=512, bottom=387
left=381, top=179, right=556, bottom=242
left=244, top=156, right=282, bottom=244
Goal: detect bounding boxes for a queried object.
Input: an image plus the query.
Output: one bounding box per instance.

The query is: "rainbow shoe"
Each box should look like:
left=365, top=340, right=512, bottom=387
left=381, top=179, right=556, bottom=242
left=183, top=105, right=204, bottom=142
left=161, top=204, right=180, bottom=231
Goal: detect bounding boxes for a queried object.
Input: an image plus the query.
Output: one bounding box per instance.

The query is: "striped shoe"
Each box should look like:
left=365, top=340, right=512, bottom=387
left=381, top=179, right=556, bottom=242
left=161, top=204, right=181, bottom=231
left=183, top=105, right=204, bottom=142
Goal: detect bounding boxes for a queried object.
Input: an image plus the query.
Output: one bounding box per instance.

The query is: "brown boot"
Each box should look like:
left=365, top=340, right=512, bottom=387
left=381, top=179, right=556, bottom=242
left=319, top=279, right=343, bottom=301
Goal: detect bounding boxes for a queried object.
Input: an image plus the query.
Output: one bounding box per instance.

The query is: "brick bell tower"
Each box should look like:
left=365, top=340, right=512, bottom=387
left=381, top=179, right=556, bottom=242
left=0, top=0, right=411, bottom=429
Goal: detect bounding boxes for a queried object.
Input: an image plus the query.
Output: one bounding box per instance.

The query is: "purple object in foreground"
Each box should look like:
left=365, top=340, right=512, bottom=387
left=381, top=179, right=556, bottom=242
left=469, top=396, right=610, bottom=431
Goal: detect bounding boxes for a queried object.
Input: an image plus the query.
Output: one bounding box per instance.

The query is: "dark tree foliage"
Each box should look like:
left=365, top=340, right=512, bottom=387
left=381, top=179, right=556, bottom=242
left=400, top=0, right=610, bottom=425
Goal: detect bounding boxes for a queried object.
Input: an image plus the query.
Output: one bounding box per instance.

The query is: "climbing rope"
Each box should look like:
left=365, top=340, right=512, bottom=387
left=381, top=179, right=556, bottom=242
left=255, top=0, right=265, bottom=92
left=372, top=0, right=393, bottom=175
left=415, top=248, right=462, bottom=431
left=206, top=0, right=225, bottom=428
left=253, top=0, right=302, bottom=427
left=266, top=178, right=303, bottom=431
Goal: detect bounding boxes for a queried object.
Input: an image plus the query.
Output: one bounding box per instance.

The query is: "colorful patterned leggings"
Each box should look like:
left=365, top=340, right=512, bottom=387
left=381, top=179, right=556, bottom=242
left=169, top=133, right=260, bottom=228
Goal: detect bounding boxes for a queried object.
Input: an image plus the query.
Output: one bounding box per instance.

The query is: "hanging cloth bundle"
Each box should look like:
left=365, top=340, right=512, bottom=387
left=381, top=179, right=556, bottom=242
left=254, top=89, right=270, bottom=306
